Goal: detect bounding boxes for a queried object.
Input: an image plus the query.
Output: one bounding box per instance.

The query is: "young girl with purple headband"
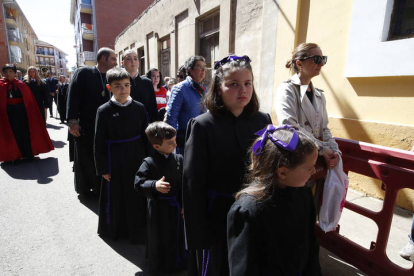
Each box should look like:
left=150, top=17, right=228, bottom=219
left=227, top=125, right=322, bottom=275
left=183, top=55, right=272, bottom=275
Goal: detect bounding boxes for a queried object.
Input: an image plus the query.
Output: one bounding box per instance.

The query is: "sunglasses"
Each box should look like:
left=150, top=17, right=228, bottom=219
left=214, top=55, right=251, bottom=70
left=177, top=74, right=185, bottom=79
left=300, top=55, right=327, bottom=65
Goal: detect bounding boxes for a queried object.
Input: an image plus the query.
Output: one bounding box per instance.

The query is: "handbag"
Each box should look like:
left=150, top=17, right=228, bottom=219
left=319, top=155, right=349, bottom=232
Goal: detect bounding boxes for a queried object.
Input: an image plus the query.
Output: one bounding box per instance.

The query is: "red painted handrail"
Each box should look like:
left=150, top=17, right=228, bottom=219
left=316, top=138, right=414, bottom=276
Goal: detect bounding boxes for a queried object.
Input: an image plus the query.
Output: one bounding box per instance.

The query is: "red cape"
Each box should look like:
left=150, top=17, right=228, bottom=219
left=0, top=78, right=54, bottom=162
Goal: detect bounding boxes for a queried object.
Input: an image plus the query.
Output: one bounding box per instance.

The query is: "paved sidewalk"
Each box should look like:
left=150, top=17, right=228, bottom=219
left=320, top=189, right=414, bottom=275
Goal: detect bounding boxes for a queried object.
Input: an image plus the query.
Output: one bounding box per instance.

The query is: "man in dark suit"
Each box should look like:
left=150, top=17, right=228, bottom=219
left=45, top=71, right=58, bottom=118
left=56, top=75, right=68, bottom=124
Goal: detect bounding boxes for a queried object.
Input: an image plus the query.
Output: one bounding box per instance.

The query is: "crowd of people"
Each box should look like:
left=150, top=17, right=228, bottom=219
left=62, top=45, right=328, bottom=275
left=1, top=42, right=412, bottom=275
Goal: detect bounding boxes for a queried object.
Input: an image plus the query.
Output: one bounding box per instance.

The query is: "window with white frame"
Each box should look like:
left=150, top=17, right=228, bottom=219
left=344, top=0, right=414, bottom=77
left=10, top=46, right=22, bottom=63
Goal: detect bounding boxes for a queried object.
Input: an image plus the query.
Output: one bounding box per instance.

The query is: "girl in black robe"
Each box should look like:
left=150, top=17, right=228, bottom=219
left=23, top=66, right=49, bottom=123
left=183, top=55, right=272, bottom=275
left=94, top=68, right=149, bottom=244
left=227, top=125, right=322, bottom=275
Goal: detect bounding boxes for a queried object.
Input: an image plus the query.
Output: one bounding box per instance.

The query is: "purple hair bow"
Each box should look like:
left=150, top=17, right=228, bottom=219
left=252, top=124, right=299, bottom=155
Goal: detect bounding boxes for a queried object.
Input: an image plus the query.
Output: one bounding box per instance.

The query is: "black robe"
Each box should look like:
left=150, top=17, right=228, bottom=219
left=183, top=110, right=272, bottom=276
left=130, top=75, right=158, bottom=123
left=24, top=80, right=48, bottom=122
left=45, top=77, right=58, bottom=114
left=228, top=190, right=322, bottom=276
left=57, top=82, right=68, bottom=122
left=94, top=100, right=149, bottom=244
left=136, top=151, right=188, bottom=274
left=5, top=87, right=32, bottom=158
left=66, top=67, right=110, bottom=195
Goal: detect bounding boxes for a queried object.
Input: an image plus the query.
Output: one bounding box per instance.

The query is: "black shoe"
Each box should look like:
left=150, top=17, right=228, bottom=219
left=12, top=159, right=22, bottom=165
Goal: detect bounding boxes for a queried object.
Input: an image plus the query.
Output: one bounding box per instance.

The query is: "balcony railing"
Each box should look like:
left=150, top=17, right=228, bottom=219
left=80, top=0, right=92, bottom=14
left=81, top=23, right=94, bottom=40
left=83, top=51, right=96, bottom=61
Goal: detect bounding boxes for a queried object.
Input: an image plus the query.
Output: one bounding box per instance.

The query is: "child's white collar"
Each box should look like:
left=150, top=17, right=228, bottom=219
left=110, top=96, right=133, bottom=107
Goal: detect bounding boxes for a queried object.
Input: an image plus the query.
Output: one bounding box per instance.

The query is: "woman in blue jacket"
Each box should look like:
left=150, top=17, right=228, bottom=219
left=165, top=56, right=207, bottom=154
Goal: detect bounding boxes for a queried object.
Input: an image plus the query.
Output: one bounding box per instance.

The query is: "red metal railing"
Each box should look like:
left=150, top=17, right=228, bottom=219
left=316, top=138, right=414, bottom=276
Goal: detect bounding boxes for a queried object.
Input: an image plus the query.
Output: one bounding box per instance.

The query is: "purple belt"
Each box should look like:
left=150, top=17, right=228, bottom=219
left=105, top=134, right=141, bottom=224
left=207, top=189, right=234, bottom=213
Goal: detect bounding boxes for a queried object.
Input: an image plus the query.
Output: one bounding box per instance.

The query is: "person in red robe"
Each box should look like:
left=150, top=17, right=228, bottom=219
left=0, top=64, right=54, bottom=163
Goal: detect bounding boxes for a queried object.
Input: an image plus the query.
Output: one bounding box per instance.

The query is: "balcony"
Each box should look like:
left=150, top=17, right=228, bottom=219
left=80, top=0, right=92, bottom=14
left=81, top=23, right=94, bottom=40
left=5, top=17, right=17, bottom=27
left=7, top=34, right=19, bottom=44
left=83, top=51, right=96, bottom=66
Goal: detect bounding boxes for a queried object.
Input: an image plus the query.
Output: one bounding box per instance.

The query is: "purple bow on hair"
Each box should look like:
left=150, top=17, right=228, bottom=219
left=252, top=124, right=299, bottom=155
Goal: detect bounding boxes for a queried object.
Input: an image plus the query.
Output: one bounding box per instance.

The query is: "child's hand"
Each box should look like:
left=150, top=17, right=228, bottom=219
left=103, top=174, right=111, bottom=181
left=155, top=176, right=171, bottom=193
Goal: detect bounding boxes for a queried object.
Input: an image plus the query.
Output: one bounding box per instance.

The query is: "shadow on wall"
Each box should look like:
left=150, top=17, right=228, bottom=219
left=348, top=76, right=414, bottom=97
left=320, top=72, right=373, bottom=144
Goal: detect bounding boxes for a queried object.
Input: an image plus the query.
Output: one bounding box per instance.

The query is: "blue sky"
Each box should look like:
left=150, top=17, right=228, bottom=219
left=16, top=0, right=76, bottom=69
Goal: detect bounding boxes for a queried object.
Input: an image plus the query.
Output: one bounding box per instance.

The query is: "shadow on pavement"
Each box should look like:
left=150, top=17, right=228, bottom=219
left=78, top=193, right=99, bottom=215
left=51, top=139, right=67, bottom=148
left=320, top=247, right=367, bottom=276
left=1, top=157, right=59, bottom=184
left=100, top=236, right=149, bottom=275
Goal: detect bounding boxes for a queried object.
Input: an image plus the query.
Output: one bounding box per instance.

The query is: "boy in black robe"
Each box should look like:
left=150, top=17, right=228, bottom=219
left=94, top=68, right=149, bottom=244
left=135, top=122, right=188, bottom=275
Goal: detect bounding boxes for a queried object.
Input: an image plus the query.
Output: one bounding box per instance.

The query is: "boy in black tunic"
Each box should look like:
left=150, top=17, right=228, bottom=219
left=94, top=68, right=149, bottom=244
left=135, top=122, right=188, bottom=275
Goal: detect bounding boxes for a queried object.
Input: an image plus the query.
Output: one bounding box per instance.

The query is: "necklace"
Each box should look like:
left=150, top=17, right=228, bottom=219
left=96, top=66, right=107, bottom=97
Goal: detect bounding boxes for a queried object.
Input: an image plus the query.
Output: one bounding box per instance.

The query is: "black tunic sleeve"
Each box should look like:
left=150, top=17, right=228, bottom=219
left=138, top=103, right=151, bottom=155
left=135, top=158, right=158, bottom=199
left=94, top=105, right=109, bottom=175
left=304, top=189, right=322, bottom=276
left=40, top=82, right=49, bottom=108
left=227, top=197, right=261, bottom=275
left=182, top=118, right=210, bottom=249
left=145, top=80, right=158, bottom=123
left=66, top=69, right=82, bottom=120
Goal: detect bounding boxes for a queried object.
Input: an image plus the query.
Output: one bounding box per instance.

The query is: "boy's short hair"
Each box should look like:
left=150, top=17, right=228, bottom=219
left=145, top=121, right=177, bottom=145
left=106, top=68, right=130, bottom=84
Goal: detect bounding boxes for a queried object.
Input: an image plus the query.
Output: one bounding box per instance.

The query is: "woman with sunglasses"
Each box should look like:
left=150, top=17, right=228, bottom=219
left=275, top=43, right=340, bottom=211
left=183, top=55, right=272, bottom=275
left=276, top=42, right=340, bottom=170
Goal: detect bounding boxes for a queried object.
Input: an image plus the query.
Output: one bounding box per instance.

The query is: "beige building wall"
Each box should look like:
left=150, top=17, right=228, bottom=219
left=115, top=0, right=278, bottom=111
left=272, top=0, right=414, bottom=211
left=2, top=2, right=38, bottom=73
left=116, top=0, right=414, bottom=211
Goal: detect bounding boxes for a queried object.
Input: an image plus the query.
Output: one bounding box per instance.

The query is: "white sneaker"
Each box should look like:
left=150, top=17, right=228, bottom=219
left=399, top=240, right=414, bottom=260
